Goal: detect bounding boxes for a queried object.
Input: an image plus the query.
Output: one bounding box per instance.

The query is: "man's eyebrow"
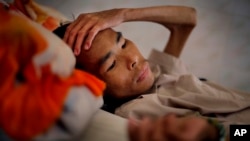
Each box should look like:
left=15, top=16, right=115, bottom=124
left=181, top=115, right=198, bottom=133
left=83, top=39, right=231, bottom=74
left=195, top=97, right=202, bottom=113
left=98, top=51, right=112, bottom=66
left=98, top=32, right=122, bottom=67
left=116, top=32, right=122, bottom=43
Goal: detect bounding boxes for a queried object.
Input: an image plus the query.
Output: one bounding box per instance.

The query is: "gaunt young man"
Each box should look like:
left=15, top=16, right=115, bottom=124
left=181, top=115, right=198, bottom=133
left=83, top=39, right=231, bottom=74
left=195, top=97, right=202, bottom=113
left=54, top=6, right=250, bottom=137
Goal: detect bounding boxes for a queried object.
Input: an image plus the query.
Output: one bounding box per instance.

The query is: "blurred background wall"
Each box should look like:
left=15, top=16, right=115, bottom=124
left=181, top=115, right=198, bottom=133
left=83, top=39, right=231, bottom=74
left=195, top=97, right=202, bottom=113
left=5, top=0, right=250, bottom=92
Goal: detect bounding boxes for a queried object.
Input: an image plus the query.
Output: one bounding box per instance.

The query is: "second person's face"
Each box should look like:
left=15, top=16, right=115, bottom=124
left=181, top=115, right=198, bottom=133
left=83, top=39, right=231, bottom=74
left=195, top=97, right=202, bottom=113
left=77, top=29, right=155, bottom=98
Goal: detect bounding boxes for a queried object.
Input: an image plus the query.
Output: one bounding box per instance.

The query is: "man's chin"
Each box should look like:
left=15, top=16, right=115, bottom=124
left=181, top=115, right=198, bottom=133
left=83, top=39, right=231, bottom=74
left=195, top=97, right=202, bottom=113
left=137, top=79, right=155, bottom=94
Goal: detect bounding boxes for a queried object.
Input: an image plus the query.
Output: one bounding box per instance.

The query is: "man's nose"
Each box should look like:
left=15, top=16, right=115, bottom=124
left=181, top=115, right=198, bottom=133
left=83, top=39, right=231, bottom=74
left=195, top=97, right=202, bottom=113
left=126, top=54, right=138, bottom=70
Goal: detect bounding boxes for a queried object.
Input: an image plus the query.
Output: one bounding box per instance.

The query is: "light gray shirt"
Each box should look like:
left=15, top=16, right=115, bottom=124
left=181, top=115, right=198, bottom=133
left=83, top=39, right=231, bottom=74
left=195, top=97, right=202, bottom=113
left=115, top=49, right=250, bottom=128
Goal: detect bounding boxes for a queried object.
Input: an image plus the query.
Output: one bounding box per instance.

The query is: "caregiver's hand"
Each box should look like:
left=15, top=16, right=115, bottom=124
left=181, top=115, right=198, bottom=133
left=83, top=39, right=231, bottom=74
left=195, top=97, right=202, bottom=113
left=63, top=9, right=125, bottom=55
left=128, top=113, right=220, bottom=141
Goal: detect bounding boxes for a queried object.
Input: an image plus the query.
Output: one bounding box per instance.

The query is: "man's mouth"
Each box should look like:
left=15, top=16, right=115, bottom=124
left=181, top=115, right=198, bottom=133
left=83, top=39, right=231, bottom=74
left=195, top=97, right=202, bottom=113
left=136, top=62, right=149, bottom=83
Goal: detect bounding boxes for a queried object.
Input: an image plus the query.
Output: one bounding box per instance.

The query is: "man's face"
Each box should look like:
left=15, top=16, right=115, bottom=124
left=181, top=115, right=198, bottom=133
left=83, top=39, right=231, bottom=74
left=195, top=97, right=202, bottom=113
left=77, top=28, right=155, bottom=98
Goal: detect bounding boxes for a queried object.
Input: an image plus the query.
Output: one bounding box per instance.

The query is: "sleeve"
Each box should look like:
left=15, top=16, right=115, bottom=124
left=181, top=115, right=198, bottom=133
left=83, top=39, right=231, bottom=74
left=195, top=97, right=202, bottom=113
left=148, top=49, right=189, bottom=76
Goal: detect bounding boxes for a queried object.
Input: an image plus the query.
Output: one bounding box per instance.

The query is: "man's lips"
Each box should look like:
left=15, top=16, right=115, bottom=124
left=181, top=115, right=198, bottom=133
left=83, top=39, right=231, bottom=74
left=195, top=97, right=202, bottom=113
left=136, top=63, right=149, bottom=83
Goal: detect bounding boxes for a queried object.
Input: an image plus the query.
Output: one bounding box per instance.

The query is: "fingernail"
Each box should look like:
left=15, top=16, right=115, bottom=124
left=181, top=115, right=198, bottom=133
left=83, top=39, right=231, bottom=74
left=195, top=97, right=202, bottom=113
left=84, top=42, right=90, bottom=50
left=74, top=49, right=78, bottom=55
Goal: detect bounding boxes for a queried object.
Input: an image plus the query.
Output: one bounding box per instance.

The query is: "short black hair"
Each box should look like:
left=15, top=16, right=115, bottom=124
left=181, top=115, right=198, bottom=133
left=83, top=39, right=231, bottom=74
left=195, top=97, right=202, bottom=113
left=53, top=23, right=70, bottom=39
left=53, top=23, right=86, bottom=70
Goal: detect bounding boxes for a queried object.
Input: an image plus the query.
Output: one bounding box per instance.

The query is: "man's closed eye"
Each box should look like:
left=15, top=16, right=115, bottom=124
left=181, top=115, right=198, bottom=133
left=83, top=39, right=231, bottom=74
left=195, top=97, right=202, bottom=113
left=107, top=60, right=116, bottom=72
left=122, top=40, right=127, bottom=49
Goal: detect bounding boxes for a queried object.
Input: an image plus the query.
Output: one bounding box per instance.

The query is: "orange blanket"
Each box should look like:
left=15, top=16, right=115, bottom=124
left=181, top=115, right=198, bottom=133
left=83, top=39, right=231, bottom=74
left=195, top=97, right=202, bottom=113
left=0, top=3, right=105, bottom=140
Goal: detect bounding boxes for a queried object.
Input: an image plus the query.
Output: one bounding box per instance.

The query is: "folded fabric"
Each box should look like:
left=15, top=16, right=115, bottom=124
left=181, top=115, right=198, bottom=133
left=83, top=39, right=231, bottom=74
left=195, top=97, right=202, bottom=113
left=0, top=3, right=105, bottom=141
left=9, top=0, right=70, bottom=31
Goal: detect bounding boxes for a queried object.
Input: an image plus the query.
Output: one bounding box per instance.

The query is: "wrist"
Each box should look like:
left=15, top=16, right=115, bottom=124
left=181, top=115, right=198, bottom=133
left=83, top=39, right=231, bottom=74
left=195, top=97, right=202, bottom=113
left=119, top=8, right=131, bottom=22
left=207, top=118, right=226, bottom=141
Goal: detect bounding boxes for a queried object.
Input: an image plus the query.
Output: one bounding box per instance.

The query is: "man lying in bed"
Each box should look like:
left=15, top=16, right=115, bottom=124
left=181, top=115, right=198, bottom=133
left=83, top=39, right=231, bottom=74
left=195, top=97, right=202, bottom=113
left=53, top=5, right=250, bottom=140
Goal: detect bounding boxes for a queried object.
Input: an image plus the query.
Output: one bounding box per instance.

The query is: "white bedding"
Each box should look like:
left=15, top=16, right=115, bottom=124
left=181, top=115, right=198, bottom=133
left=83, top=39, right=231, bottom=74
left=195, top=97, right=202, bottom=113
left=78, top=109, right=128, bottom=141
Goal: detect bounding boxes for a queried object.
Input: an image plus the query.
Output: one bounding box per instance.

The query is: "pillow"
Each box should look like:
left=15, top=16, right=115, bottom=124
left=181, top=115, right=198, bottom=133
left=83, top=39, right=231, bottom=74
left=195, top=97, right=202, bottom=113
left=0, top=3, right=105, bottom=141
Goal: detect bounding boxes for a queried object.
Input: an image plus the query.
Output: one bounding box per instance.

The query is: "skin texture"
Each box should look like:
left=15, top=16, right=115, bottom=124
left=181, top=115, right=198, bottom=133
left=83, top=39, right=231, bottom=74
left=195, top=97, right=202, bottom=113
left=63, top=9, right=124, bottom=54
left=76, top=28, right=155, bottom=98
left=128, top=114, right=219, bottom=141
left=63, top=6, right=196, bottom=58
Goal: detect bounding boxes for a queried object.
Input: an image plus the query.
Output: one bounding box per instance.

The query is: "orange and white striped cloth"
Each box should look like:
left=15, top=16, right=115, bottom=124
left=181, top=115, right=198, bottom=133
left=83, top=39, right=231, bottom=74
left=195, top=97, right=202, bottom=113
left=0, top=2, right=105, bottom=141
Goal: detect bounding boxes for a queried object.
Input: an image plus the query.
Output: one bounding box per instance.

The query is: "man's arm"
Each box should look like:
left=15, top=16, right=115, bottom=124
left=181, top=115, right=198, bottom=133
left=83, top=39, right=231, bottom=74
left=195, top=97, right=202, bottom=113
left=122, top=6, right=197, bottom=58
left=64, top=6, right=197, bottom=57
